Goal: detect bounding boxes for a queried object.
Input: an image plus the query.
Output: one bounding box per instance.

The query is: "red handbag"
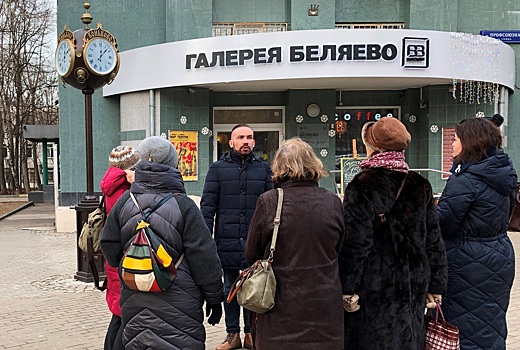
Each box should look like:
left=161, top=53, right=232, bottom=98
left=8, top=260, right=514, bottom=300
left=425, top=303, right=460, bottom=350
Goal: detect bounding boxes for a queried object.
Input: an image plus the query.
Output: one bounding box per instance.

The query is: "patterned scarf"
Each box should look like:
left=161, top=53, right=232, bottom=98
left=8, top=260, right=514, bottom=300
left=360, top=151, right=409, bottom=173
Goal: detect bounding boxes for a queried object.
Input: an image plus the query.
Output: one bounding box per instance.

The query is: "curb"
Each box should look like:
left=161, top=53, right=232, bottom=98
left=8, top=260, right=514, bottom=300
left=0, top=201, right=35, bottom=220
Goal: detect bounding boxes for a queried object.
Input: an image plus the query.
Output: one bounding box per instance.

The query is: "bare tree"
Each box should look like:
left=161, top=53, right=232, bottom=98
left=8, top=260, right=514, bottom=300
left=0, top=0, right=57, bottom=194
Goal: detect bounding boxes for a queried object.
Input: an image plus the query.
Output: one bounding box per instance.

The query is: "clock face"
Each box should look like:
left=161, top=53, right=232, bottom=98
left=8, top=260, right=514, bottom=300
left=84, top=38, right=117, bottom=75
left=55, top=40, right=74, bottom=77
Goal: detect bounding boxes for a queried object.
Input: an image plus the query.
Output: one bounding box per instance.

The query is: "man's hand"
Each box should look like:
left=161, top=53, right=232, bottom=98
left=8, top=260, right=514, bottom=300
left=205, top=302, right=223, bottom=326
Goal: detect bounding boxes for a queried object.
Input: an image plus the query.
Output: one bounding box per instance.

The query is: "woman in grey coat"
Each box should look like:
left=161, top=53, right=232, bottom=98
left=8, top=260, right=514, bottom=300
left=100, top=136, right=224, bottom=350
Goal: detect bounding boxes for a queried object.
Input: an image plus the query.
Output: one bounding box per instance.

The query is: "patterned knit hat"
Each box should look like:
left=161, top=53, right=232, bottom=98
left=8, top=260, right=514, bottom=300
left=362, top=117, right=411, bottom=152
left=109, top=145, right=140, bottom=170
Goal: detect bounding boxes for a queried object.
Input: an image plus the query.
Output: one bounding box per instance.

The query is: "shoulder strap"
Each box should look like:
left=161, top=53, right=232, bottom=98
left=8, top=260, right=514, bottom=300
left=87, top=196, right=107, bottom=291
left=268, top=188, right=284, bottom=262
left=378, top=175, right=407, bottom=223
left=130, top=193, right=174, bottom=221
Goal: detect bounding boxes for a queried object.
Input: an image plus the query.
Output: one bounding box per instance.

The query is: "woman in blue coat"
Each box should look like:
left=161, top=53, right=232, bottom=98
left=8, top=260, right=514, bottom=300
left=437, top=117, right=517, bottom=349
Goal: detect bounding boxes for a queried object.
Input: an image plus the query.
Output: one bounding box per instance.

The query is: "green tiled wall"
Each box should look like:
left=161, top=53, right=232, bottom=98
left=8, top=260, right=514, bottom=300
left=160, top=87, right=211, bottom=195
left=212, top=0, right=287, bottom=23
left=289, top=0, right=335, bottom=30
left=424, top=85, right=495, bottom=193
left=335, top=0, right=409, bottom=24
left=166, top=0, right=212, bottom=41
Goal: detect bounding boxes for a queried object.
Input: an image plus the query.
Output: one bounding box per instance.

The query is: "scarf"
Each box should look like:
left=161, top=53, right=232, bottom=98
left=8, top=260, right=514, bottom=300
left=360, top=151, right=409, bottom=173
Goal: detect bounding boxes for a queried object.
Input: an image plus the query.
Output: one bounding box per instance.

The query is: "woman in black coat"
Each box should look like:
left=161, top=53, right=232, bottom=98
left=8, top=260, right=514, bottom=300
left=437, top=117, right=517, bottom=349
left=339, top=117, right=448, bottom=350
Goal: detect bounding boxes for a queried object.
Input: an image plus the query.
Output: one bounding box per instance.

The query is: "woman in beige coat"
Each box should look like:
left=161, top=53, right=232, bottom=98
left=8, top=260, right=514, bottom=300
left=245, top=138, right=344, bottom=349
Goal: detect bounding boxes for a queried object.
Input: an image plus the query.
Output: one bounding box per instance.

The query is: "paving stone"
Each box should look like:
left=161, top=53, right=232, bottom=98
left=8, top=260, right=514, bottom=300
left=1, top=203, right=519, bottom=349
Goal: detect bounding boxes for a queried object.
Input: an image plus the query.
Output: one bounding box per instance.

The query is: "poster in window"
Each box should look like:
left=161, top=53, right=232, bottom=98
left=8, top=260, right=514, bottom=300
left=169, top=130, right=198, bottom=181
left=441, top=127, right=455, bottom=179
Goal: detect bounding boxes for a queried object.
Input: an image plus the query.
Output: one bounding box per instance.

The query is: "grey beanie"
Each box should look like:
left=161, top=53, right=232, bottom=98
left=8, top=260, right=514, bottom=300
left=137, top=136, right=179, bottom=168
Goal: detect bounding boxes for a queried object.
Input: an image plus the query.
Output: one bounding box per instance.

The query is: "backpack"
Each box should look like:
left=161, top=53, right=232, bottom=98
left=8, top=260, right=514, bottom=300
left=78, top=196, right=105, bottom=253
left=120, top=193, right=184, bottom=293
left=78, top=196, right=107, bottom=291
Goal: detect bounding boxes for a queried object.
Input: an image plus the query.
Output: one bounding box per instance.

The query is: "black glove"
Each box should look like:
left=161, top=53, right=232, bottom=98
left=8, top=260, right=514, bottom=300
left=205, top=302, right=223, bottom=326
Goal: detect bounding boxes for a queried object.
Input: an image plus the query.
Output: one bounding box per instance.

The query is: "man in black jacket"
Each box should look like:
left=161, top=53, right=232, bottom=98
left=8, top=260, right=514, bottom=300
left=201, top=124, right=273, bottom=350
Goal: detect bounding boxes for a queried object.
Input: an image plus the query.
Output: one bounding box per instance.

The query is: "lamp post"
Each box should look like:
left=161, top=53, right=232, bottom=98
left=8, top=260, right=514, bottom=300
left=55, top=0, right=120, bottom=282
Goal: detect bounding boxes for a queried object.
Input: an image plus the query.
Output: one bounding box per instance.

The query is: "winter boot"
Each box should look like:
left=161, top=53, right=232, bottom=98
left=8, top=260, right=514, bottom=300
left=215, top=333, right=242, bottom=350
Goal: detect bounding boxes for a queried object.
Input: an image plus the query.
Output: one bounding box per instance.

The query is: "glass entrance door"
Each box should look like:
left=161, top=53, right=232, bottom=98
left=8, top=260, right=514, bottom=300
left=213, top=107, right=285, bottom=163
left=215, top=129, right=281, bottom=165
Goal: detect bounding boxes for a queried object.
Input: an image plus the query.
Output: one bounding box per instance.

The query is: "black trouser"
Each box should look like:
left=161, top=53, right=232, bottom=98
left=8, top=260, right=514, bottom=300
left=104, top=314, right=124, bottom=350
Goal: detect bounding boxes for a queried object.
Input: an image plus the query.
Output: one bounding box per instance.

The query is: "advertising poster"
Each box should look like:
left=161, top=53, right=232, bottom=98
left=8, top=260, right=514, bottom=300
left=169, top=130, right=198, bottom=181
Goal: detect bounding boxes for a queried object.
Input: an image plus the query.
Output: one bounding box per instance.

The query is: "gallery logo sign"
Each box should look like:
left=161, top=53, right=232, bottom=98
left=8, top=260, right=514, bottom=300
left=402, top=37, right=429, bottom=68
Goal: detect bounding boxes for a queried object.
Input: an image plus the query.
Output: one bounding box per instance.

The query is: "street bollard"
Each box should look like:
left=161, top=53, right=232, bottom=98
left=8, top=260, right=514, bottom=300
left=74, top=195, right=106, bottom=283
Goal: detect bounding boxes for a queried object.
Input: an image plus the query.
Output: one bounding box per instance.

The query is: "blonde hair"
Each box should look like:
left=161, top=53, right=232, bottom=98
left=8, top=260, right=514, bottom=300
left=272, top=138, right=328, bottom=183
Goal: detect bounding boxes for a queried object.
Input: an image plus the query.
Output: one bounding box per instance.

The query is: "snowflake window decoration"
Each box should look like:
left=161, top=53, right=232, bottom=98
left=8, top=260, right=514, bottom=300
left=201, top=127, right=210, bottom=135
left=160, top=133, right=167, bottom=139
left=320, top=149, right=328, bottom=157
left=328, top=129, right=336, bottom=137
left=180, top=115, right=187, bottom=124
left=208, top=130, right=213, bottom=137
left=430, top=125, right=439, bottom=133
left=476, top=111, right=485, bottom=118
left=320, top=114, right=328, bottom=123
left=409, top=115, right=417, bottom=123
left=295, top=115, right=304, bottom=123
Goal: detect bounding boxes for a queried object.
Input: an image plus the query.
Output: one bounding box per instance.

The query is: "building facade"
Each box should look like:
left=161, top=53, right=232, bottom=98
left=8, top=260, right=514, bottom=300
left=56, top=0, right=519, bottom=226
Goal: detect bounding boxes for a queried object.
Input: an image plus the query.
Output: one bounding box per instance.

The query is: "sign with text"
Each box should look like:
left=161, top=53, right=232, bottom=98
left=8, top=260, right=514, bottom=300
left=340, top=157, right=366, bottom=195
left=169, top=130, right=198, bottom=181
left=297, top=124, right=329, bottom=149
left=480, top=30, right=520, bottom=44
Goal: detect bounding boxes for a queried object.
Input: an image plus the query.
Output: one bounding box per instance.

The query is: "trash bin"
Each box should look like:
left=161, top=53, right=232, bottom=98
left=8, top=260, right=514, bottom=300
left=74, top=196, right=106, bottom=283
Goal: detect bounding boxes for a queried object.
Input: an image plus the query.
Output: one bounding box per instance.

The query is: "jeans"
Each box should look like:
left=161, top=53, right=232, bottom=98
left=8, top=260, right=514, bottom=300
left=223, top=268, right=251, bottom=334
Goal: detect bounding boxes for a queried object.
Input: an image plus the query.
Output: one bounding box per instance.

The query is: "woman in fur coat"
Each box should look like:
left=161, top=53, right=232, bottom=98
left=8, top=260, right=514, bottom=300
left=339, top=117, right=448, bottom=350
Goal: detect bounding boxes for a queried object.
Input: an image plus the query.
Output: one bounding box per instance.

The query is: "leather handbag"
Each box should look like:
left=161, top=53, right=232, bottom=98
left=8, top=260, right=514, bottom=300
left=227, top=188, right=283, bottom=314
left=425, top=303, right=460, bottom=350
left=508, top=183, right=520, bottom=232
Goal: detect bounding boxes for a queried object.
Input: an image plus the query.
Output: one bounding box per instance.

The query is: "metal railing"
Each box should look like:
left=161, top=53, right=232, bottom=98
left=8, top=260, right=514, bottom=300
left=335, top=23, right=405, bottom=29
left=212, top=22, right=287, bottom=37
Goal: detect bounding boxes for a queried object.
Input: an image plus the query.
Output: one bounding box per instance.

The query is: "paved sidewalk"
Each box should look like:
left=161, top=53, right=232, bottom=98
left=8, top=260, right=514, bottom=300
left=0, top=202, right=520, bottom=349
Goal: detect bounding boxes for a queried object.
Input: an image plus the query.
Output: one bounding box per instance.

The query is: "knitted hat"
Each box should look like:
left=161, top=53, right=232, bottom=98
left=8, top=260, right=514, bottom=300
left=362, top=117, right=411, bottom=152
left=137, top=136, right=179, bottom=168
left=109, top=145, right=140, bottom=170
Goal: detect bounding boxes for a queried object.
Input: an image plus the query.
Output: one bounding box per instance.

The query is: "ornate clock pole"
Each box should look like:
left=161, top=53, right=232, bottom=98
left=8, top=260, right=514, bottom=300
left=55, top=0, right=120, bottom=282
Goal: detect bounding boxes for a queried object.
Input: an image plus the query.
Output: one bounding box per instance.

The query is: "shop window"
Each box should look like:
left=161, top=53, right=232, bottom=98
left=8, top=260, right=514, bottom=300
left=334, top=106, right=400, bottom=188
left=441, top=127, right=455, bottom=179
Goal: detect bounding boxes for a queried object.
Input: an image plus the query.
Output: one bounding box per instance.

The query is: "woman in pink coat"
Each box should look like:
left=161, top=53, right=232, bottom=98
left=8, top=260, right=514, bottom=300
left=99, top=145, right=140, bottom=350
